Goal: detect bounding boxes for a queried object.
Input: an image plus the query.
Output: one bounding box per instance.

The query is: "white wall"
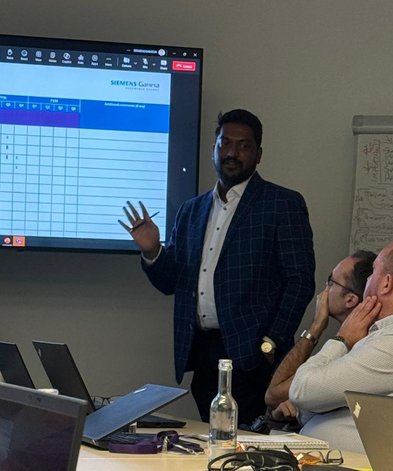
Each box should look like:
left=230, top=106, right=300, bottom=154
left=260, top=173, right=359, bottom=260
left=1, top=0, right=393, bottom=419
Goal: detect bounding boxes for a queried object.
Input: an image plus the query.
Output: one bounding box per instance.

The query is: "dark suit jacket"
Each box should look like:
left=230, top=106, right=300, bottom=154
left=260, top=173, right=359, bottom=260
left=143, top=173, right=315, bottom=383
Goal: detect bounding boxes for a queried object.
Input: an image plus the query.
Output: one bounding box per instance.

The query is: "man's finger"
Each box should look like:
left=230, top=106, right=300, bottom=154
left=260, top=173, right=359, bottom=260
left=122, top=206, right=136, bottom=225
left=127, top=201, right=141, bottom=221
left=118, top=219, right=131, bottom=233
left=139, top=201, right=150, bottom=220
left=352, top=296, right=378, bottom=318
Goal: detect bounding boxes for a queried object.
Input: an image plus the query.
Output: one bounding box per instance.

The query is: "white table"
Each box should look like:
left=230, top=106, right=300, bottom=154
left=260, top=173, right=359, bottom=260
left=76, top=416, right=371, bottom=470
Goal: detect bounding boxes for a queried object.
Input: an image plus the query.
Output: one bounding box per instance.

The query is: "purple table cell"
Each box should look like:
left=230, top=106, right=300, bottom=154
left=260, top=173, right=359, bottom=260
left=0, top=109, right=80, bottom=128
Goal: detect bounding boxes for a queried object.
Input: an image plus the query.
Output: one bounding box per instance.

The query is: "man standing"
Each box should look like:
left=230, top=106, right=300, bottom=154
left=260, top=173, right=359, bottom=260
left=263, top=250, right=375, bottom=424
left=288, top=241, right=393, bottom=452
left=120, top=109, right=315, bottom=424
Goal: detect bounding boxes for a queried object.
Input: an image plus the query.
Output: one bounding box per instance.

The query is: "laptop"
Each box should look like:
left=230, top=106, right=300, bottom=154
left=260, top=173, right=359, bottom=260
left=0, top=382, right=88, bottom=471
left=0, top=342, right=35, bottom=389
left=345, top=390, right=392, bottom=471
left=82, top=383, right=188, bottom=448
left=32, top=340, right=187, bottom=428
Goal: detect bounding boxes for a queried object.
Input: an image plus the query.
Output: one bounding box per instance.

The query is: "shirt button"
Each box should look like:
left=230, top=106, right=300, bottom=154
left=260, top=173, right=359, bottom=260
left=209, top=247, right=213, bottom=251
left=203, top=268, right=207, bottom=272
left=216, top=227, right=220, bottom=230
left=200, top=291, right=204, bottom=295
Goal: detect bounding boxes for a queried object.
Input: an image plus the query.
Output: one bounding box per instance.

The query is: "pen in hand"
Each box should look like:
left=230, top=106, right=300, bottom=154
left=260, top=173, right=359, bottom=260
left=129, top=211, right=160, bottom=233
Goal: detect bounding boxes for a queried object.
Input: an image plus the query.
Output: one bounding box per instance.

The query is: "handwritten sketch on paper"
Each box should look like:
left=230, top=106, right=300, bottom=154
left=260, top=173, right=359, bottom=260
left=350, top=134, right=393, bottom=254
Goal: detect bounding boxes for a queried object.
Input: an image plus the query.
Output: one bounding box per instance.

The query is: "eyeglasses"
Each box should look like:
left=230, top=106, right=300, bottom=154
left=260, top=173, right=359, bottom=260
left=327, top=274, right=360, bottom=297
left=92, top=395, right=122, bottom=408
left=296, top=449, right=343, bottom=466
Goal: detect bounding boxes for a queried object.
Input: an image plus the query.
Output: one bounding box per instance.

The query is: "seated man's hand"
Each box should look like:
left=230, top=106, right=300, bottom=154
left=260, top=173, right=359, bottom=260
left=270, top=400, right=298, bottom=421
left=337, top=295, right=381, bottom=349
left=309, top=287, right=330, bottom=338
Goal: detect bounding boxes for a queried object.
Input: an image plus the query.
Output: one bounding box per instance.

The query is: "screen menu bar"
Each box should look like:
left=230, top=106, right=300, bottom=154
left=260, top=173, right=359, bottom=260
left=0, top=45, right=201, bottom=73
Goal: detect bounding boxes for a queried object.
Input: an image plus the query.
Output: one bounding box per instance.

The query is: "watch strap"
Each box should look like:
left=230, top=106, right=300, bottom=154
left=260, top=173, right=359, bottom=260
left=333, top=335, right=350, bottom=350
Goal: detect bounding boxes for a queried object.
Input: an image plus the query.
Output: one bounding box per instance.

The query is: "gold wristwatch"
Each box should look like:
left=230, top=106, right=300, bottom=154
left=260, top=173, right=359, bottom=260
left=261, top=338, right=276, bottom=354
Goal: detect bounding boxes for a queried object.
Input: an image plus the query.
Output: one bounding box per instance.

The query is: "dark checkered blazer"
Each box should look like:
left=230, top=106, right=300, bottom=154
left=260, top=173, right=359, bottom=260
left=143, top=172, right=315, bottom=383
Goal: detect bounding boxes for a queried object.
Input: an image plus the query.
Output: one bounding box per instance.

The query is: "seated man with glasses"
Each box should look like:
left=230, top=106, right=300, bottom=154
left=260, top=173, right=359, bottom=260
left=288, top=241, right=393, bottom=452
left=256, top=250, right=376, bottom=434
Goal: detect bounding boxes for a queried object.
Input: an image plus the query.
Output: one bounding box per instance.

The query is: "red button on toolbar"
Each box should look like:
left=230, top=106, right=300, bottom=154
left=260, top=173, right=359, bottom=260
left=172, top=61, right=196, bottom=71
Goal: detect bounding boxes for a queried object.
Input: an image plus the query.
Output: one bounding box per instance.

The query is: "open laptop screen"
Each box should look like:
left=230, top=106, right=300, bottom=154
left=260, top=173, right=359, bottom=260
left=345, top=390, right=393, bottom=471
left=0, top=342, right=35, bottom=389
left=0, top=383, right=87, bottom=471
left=32, top=340, right=96, bottom=413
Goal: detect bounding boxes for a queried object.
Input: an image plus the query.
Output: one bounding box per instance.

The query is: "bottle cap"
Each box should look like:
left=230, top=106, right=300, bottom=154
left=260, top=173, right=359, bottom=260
left=218, top=359, right=232, bottom=370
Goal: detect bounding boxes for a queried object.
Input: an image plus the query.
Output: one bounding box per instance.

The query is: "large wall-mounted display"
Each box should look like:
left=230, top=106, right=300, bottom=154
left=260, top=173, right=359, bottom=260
left=0, top=34, right=203, bottom=252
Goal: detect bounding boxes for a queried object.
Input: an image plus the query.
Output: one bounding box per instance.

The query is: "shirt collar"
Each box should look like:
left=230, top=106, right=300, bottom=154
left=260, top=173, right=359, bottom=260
left=212, top=173, right=254, bottom=204
left=369, top=314, right=393, bottom=333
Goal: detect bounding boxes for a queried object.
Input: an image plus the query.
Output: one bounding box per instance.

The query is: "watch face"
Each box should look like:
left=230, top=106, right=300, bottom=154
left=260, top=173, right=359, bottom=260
left=261, top=342, right=273, bottom=354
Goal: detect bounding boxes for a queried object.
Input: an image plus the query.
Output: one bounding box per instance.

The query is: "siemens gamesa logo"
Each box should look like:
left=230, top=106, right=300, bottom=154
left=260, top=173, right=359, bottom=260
left=110, top=80, right=160, bottom=89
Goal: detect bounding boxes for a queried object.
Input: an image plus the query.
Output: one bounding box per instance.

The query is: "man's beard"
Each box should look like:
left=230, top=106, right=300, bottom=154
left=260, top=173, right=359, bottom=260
left=214, top=158, right=255, bottom=188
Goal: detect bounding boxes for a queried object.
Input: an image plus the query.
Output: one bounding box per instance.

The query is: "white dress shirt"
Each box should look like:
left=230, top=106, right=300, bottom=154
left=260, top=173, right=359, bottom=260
left=143, top=176, right=261, bottom=331
left=197, top=178, right=250, bottom=329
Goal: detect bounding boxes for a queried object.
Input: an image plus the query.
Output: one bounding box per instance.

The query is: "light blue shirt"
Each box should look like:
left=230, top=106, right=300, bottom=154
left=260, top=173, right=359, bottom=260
left=289, top=315, right=393, bottom=452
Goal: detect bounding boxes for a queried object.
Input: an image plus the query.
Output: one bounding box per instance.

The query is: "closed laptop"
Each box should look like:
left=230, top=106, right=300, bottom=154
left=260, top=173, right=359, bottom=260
left=82, top=383, right=188, bottom=448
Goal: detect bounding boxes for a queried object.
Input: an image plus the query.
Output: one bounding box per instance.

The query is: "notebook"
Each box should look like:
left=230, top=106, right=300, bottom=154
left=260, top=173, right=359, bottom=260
left=302, top=467, right=358, bottom=470
left=345, top=390, right=393, bottom=471
left=32, top=340, right=186, bottom=428
left=196, top=432, right=329, bottom=451
left=0, top=341, right=35, bottom=389
left=0, top=382, right=88, bottom=471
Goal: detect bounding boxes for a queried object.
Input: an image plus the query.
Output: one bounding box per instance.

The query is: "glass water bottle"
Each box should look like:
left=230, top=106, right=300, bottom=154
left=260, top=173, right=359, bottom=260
left=208, top=358, right=238, bottom=463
